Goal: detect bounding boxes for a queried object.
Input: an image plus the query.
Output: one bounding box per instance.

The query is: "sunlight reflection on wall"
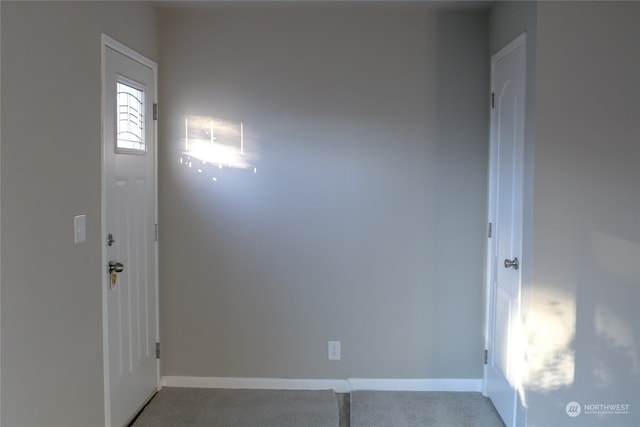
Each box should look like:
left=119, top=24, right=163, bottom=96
left=179, top=116, right=259, bottom=183
left=524, top=232, right=640, bottom=396
left=591, top=231, right=640, bottom=384
left=526, top=286, right=576, bottom=392
left=594, top=306, right=639, bottom=385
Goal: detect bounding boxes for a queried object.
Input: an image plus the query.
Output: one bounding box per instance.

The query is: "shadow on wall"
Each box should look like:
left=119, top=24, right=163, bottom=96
left=525, top=230, right=639, bottom=426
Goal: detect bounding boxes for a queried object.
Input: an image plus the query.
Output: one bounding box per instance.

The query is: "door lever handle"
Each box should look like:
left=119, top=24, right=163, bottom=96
left=108, top=261, right=124, bottom=274
left=504, top=257, right=519, bottom=270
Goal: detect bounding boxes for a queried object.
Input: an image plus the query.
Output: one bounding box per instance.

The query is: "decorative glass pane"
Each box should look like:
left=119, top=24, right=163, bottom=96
left=117, top=81, right=145, bottom=151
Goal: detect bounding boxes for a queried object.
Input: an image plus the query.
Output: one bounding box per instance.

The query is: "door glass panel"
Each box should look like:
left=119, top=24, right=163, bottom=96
left=116, top=81, right=145, bottom=152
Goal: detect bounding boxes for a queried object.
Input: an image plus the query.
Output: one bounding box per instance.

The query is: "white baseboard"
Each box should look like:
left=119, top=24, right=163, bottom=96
left=348, top=378, right=482, bottom=392
left=161, top=376, right=352, bottom=393
left=161, top=376, right=482, bottom=393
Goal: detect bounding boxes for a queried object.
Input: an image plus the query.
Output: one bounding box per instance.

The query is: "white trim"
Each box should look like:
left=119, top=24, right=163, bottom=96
left=100, top=35, right=110, bottom=427
left=101, top=34, right=159, bottom=427
left=348, top=378, right=482, bottom=392
left=0, top=2, right=3, bottom=419
left=483, top=32, right=528, bottom=396
left=483, top=32, right=527, bottom=427
left=491, top=32, right=527, bottom=64
left=160, top=377, right=482, bottom=393
left=102, top=35, right=156, bottom=71
left=162, top=377, right=352, bottom=393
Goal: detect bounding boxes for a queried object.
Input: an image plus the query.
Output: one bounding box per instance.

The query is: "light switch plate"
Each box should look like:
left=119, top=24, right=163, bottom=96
left=74, top=215, right=86, bottom=244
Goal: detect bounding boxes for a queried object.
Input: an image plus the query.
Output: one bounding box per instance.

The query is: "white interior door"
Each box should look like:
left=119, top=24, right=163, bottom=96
left=484, top=33, right=526, bottom=427
left=102, top=37, right=158, bottom=427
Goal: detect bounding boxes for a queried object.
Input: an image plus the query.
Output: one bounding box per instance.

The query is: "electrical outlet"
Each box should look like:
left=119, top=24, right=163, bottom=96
left=328, top=341, right=341, bottom=361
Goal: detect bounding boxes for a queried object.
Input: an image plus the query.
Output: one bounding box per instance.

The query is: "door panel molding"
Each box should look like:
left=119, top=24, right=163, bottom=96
left=101, top=34, right=158, bottom=427
left=483, top=32, right=527, bottom=427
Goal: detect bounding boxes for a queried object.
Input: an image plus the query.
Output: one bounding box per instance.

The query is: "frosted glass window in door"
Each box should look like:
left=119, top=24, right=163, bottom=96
left=116, top=81, right=145, bottom=152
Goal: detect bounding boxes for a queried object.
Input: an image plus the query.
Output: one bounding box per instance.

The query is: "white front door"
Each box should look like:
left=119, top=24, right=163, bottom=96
left=484, top=34, right=526, bottom=427
left=102, top=36, right=158, bottom=427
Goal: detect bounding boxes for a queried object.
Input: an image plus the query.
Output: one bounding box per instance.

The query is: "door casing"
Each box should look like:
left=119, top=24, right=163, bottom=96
left=483, top=32, right=528, bottom=427
left=100, top=34, right=159, bottom=427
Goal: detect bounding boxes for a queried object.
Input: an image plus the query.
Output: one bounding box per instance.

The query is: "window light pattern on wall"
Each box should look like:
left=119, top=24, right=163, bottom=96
left=180, top=116, right=259, bottom=183
left=117, top=81, right=145, bottom=151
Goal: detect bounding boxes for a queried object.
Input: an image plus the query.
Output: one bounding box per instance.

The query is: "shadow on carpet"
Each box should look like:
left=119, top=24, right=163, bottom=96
left=131, top=387, right=340, bottom=427
left=350, top=391, right=505, bottom=427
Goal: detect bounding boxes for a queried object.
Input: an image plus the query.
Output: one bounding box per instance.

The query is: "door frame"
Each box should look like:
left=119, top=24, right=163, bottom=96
left=0, top=21, right=3, bottom=422
left=482, top=32, right=527, bottom=427
left=100, top=34, right=159, bottom=427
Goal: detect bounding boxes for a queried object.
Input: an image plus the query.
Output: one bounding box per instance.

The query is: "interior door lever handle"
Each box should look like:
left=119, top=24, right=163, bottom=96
left=108, top=261, right=124, bottom=274
left=504, top=257, right=519, bottom=270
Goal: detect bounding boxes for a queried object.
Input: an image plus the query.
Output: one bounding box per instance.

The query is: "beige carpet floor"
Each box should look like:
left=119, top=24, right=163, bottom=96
left=131, top=388, right=505, bottom=427
left=350, top=391, right=505, bottom=427
left=131, top=387, right=340, bottom=427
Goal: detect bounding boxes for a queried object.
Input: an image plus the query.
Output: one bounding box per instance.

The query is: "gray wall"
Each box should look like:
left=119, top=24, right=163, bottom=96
left=0, top=2, right=158, bottom=426
left=2, top=1, right=637, bottom=425
left=491, top=1, right=640, bottom=426
left=529, top=2, right=640, bottom=426
left=158, top=5, right=489, bottom=379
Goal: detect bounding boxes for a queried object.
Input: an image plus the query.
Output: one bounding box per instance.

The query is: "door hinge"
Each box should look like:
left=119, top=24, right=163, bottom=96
left=154, top=224, right=158, bottom=242
left=153, top=103, right=158, bottom=121
left=156, top=342, right=160, bottom=359
left=484, top=349, right=488, bottom=364
left=491, top=92, right=495, bottom=109
left=488, top=222, right=493, bottom=238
